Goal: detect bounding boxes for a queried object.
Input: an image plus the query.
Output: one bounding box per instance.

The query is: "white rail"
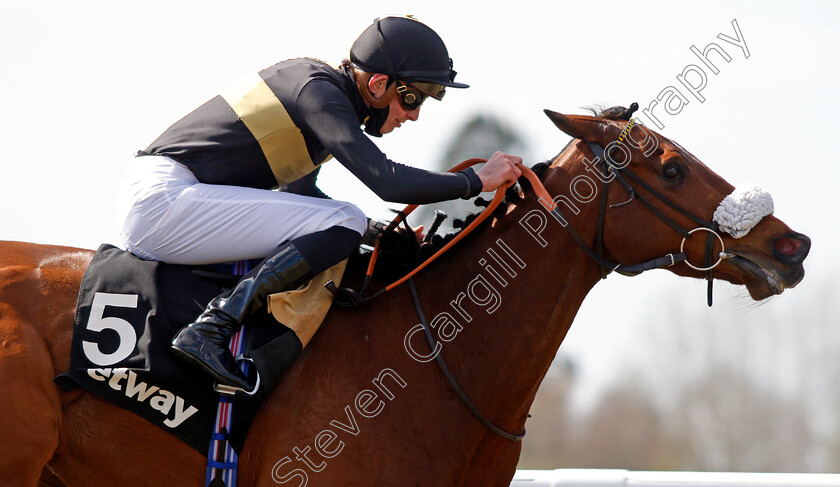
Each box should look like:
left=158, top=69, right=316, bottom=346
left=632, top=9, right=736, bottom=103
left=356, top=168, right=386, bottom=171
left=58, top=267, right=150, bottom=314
left=511, top=469, right=840, bottom=487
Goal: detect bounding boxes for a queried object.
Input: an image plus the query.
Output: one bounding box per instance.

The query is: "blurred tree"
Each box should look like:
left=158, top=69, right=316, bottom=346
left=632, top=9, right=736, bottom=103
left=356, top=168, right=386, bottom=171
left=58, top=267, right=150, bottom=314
left=664, top=365, right=813, bottom=472
left=638, top=275, right=840, bottom=472
left=440, top=113, right=531, bottom=164
left=516, top=269, right=839, bottom=472
left=517, top=356, right=577, bottom=468
left=567, top=377, right=678, bottom=470
left=412, top=113, right=531, bottom=235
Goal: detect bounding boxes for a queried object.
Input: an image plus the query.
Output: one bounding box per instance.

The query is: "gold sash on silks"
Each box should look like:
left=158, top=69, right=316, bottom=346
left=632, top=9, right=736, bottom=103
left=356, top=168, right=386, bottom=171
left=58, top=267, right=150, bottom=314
left=266, top=260, right=347, bottom=348
left=219, top=72, right=332, bottom=187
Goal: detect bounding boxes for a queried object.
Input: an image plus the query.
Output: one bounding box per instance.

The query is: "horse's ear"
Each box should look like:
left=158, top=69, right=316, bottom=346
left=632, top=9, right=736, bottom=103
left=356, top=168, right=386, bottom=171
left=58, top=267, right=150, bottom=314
left=543, top=109, right=617, bottom=145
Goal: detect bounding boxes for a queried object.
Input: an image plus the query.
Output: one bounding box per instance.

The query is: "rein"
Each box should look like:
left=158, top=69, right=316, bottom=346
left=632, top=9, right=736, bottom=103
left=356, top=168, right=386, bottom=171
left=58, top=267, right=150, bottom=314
left=325, top=158, right=526, bottom=442
left=528, top=148, right=689, bottom=277
left=325, top=142, right=730, bottom=441
left=408, top=277, right=525, bottom=442
left=326, top=157, right=506, bottom=307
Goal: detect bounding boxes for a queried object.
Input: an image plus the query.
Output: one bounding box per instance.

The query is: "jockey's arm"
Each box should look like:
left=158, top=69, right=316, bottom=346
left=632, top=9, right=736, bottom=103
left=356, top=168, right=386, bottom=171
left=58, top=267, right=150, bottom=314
left=296, top=80, right=483, bottom=205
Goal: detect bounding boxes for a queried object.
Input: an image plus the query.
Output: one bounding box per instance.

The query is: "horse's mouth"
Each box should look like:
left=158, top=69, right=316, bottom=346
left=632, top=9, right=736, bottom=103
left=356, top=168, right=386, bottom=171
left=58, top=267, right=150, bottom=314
left=726, top=251, right=804, bottom=300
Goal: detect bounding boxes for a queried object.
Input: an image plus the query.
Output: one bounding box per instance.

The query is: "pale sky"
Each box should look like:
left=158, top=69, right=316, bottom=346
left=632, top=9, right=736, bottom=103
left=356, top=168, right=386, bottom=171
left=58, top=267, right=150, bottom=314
left=1, top=0, right=838, bottom=407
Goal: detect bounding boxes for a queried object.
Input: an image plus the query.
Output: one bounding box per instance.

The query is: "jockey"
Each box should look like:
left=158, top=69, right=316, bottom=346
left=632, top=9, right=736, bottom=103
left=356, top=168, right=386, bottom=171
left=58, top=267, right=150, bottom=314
left=115, top=16, right=522, bottom=391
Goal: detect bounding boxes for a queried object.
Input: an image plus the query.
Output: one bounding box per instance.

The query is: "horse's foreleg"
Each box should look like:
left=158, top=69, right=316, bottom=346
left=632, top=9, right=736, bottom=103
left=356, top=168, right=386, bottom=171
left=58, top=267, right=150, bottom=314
left=0, top=316, right=61, bottom=486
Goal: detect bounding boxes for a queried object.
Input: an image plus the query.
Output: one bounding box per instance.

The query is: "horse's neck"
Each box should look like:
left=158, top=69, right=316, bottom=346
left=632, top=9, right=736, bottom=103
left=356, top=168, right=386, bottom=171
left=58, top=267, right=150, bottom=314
left=416, top=151, right=603, bottom=434
left=247, top=151, right=605, bottom=480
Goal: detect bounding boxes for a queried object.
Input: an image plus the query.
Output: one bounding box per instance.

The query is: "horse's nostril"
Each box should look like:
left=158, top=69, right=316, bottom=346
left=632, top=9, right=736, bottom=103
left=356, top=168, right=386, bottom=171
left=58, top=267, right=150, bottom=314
left=772, top=233, right=810, bottom=264
left=773, top=237, right=801, bottom=256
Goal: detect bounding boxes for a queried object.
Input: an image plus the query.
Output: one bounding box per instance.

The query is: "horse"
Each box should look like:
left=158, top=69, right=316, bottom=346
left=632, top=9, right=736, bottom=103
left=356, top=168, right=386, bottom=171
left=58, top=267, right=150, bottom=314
left=0, top=106, right=810, bottom=486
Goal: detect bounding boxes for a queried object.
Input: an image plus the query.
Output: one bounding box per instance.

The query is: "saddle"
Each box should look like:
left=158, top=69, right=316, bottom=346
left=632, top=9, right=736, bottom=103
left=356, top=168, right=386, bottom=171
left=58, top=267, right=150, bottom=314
left=53, top=191, right=485, bottom=455
left=54, top=244, right=345, bottom=453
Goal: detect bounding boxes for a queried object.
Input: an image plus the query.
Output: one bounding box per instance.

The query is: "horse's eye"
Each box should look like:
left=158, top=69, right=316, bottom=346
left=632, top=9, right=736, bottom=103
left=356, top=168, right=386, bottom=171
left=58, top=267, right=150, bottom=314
left=663, top=164, right=683, bottom=181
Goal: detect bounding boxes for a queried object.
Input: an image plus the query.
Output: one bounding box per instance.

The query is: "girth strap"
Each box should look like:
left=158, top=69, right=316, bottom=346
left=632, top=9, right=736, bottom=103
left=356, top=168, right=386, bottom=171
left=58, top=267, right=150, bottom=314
left=204, top=260, right=256, bottom=487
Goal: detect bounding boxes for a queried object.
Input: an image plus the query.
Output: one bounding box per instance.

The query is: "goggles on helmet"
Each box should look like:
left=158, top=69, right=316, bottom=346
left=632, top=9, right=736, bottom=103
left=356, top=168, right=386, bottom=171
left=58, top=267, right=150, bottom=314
left=396, top=81, right=446, bottom=111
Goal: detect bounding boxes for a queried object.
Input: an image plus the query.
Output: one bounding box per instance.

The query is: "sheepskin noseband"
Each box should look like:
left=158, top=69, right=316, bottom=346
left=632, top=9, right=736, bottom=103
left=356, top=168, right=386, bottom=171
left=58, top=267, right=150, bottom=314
left=713, top=184, right=774, bottom=238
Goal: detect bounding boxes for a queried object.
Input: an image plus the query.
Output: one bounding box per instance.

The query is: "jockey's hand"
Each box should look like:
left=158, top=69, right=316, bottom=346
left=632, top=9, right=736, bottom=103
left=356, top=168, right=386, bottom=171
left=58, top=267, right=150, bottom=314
left=476, top=152, right=523, bottom=192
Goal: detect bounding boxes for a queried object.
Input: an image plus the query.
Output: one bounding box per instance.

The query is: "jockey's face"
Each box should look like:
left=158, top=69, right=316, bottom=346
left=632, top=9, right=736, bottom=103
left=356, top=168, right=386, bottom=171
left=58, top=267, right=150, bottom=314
left=367, top=73, right=421, bottom=135
left=379, top=93, right=420, bottom=135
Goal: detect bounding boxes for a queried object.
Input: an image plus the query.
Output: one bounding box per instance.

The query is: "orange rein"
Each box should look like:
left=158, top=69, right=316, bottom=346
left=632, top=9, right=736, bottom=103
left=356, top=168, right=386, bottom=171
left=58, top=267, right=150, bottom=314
left=362, top=159, right=553, bottom=297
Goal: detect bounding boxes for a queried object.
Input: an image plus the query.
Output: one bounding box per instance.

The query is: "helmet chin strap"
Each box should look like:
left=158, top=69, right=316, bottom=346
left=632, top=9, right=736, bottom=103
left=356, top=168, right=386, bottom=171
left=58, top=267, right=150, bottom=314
left=363, top=106, right=390, bottom=138
left=350, top=68, right=395, bottom=137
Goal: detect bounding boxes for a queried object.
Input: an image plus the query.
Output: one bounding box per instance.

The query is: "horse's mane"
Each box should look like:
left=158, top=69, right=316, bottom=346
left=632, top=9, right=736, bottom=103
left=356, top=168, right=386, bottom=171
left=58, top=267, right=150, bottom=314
left=345, top=163, right=551, bottom=281
left=584, top=102, right=638, bottom=121
left=347, top=103, right=638, bottom=281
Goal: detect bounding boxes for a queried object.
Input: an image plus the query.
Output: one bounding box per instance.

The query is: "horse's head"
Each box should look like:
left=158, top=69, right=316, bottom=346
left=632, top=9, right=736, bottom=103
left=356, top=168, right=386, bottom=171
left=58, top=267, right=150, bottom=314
left=541, top=106, right=810, bottom=300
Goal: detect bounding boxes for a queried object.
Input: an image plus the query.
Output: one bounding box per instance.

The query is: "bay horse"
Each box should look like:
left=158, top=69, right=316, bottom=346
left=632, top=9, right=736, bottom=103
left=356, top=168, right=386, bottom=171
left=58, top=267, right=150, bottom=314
left=0, top=107, right=809, bottom=486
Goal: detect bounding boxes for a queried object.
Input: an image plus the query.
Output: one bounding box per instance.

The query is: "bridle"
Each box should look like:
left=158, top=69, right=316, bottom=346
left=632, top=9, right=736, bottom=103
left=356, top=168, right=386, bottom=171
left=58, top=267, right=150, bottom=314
left=325, top=129, right=734, bottom=442
left=576, top=140, right=729, bottom=306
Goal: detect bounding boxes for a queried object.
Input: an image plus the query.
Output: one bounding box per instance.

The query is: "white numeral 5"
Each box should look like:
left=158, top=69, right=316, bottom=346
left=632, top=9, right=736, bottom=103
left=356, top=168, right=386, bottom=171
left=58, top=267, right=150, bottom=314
left=81, top=292, right=139, bottom=366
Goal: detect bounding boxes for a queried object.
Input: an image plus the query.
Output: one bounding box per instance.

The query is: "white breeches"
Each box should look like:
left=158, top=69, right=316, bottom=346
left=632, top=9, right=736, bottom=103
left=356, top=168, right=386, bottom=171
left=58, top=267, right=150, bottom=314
left=115, top=156, right=367, bottom=265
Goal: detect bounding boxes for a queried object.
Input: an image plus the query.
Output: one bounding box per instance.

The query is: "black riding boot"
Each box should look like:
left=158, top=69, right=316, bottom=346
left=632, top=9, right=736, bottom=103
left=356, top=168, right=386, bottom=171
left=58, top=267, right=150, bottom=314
left=171, top=242, right=313, bottom=390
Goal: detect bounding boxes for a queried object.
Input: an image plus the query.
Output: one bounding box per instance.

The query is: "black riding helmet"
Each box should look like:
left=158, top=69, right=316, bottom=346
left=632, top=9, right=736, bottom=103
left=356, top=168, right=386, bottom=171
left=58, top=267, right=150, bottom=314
left=351, top=16, right=468, bottom=136
left=350, top=16, right=468, bottom=88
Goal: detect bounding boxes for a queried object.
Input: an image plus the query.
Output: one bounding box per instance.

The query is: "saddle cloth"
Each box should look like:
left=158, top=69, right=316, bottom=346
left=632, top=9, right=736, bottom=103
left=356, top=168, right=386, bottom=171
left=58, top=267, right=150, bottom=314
left=54, top=244, right=344, bottom=453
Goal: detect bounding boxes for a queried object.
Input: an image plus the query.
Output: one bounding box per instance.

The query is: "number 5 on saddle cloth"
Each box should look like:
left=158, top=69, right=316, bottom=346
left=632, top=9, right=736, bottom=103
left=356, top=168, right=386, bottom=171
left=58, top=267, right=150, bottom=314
left=54, top=244, right=345, bottom=454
